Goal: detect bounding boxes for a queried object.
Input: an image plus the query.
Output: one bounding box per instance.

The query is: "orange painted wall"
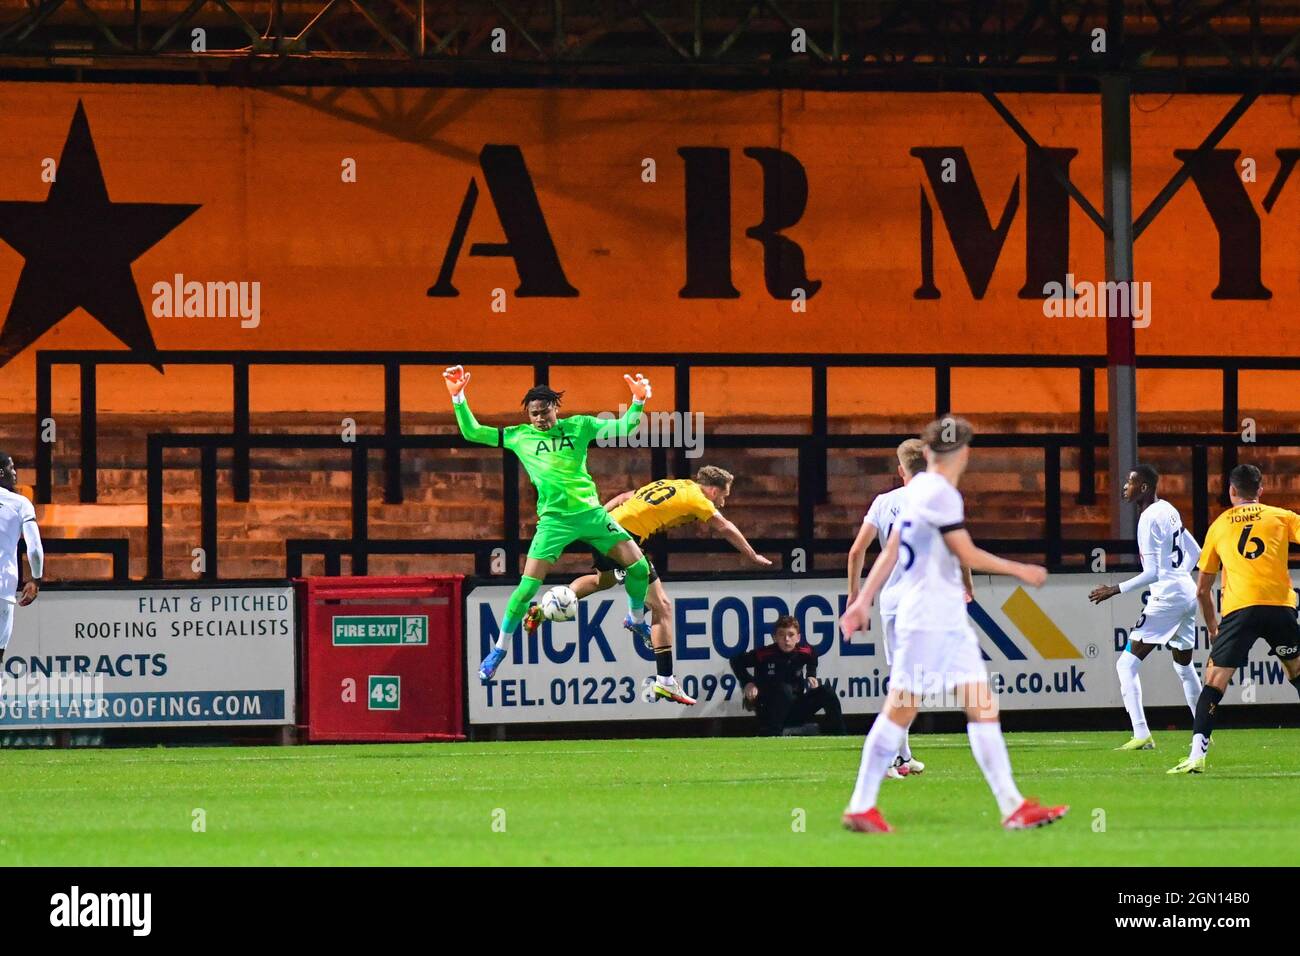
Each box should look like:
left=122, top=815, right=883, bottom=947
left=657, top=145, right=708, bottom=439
left=0, top=85, right=1295, bottom=418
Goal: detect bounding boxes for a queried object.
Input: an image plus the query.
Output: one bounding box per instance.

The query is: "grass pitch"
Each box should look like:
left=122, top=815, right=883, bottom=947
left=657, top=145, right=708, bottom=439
left=3, top=728, right=1296, bottom=866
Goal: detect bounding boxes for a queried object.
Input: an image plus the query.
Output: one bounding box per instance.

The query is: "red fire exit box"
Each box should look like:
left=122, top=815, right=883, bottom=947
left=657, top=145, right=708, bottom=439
left=297, top=576, right=465, bottom=742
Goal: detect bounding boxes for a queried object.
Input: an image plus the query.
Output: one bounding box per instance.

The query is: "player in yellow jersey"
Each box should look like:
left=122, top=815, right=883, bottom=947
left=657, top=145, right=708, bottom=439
left=567, top=466, right=772, bottom=704
left=1169, top=464, right=1300, bottom=774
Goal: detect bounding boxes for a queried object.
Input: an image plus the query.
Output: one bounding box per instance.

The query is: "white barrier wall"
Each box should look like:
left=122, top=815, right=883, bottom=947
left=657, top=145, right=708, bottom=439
left=0, top=586, right=296, bottom=729
left=467, top=573, right=1299, bottom=724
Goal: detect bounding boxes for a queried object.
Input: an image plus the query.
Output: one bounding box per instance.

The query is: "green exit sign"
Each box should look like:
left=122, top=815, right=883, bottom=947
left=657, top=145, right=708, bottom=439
left=332, top=615, right=428, bottom=646
left=369, top=675, right=400, bottom=711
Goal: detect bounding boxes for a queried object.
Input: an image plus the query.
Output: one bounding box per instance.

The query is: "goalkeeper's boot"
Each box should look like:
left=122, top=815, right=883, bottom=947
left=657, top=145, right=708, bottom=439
left=1166, top=754, right=1205, bottom=775
left=1002, top=798, right=1069, bottom=830
left=478, top=647, right=506, bottom=683
left=523, top=603, right=544, bottom=635
left=1115, top=735, right=1155, bottom=751
left=623, top=611, right=653, bottom=651
left=842, top=808, right=893, bottom=834
left=649, top=676, right=696, bottom=706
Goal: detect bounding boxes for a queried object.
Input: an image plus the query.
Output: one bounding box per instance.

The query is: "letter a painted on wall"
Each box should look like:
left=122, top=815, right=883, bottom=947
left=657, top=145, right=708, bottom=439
left=428, top=145, right=578, bottom=298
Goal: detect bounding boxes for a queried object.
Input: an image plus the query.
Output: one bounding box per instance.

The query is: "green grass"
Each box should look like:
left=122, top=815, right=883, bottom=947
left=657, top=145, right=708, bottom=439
left=2, top=728, right=1296, bottom=865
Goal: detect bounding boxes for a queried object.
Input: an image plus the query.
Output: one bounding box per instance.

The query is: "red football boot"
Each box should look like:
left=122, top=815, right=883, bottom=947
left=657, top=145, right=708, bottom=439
left=842, top=808, right=893, bottom=833
left=1002, top=798, right=1069, bottom=831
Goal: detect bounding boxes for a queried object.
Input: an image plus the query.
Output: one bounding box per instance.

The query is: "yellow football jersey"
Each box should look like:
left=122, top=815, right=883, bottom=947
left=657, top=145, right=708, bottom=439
left=1198, top=502, right=1300, bottom=616
left=610, top=479, right=719, bottom=543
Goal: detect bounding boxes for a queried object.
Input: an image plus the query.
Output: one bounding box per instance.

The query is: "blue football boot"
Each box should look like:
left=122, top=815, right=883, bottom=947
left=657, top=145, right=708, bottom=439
left=623, top=611, right=653, bottom=651
left=478, top=646, right=506, bottom=682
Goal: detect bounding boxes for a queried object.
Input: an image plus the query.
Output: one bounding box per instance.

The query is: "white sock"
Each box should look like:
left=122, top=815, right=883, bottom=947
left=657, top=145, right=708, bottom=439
left=1191, top=732, right=1210, bottom=760
left=898, top=729, right=913, bottom=763
left=848, top=717, right=905, bottom=813
left=1172, top=660, right=1202, bottom=716
left=967, top=721, right=1024, bottom=818
left=1116, top=651, right=1149, bottom=739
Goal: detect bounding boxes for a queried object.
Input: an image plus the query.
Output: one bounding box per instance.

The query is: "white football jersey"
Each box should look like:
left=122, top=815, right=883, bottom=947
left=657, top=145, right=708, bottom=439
left=863, top=486, right=908, bottom=615
left=0, top=486, right=40, bottom=602
left=893, top=471, right=967, bottom=632
left=1124, top=498, right=1199, bottom=601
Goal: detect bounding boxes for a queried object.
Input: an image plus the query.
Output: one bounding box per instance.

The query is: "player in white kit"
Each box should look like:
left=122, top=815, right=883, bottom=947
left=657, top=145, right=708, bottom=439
left=840, top=418, right=1069, bottom=833
left=849, top=438, right=975, bottom=778
left=0, top=452, right=43, bottom=663
left=1087, top=464, right=1203, bottom=750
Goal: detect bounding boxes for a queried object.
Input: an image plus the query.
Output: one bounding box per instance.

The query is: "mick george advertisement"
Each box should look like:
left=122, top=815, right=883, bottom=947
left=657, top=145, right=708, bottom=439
left=467, top=573, right=1300, bottom=724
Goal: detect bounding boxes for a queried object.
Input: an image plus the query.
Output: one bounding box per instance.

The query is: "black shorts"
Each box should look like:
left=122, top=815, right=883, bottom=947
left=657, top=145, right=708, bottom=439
left=1209, top=605, right=1300, bottom=669
left=590, top=548, right=659, bottom=584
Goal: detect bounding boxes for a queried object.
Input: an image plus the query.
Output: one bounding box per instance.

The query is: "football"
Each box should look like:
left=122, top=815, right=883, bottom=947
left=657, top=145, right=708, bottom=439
left=540, top=586, right=578, bottom=622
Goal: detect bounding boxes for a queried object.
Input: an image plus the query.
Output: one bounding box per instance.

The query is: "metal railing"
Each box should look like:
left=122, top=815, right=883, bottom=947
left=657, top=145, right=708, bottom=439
left=32, top=349, right=1300, bottom=580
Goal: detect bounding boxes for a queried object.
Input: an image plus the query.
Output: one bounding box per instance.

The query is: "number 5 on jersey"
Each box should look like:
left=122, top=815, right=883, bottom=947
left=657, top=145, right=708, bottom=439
left=899, top=520, right=916, bottom=571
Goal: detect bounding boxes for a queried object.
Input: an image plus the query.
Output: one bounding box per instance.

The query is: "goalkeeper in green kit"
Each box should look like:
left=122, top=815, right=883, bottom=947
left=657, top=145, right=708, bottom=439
left=443, top=364, right=656, bottom=682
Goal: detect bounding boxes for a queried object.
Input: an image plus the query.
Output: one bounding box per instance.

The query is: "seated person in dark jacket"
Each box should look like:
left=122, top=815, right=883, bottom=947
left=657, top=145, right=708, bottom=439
left=730, top=615, right=846, bottom=736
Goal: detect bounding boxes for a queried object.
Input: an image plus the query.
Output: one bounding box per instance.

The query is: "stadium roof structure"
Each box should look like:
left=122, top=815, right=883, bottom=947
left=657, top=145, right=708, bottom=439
left=0, top=0, right=1296, bottom=91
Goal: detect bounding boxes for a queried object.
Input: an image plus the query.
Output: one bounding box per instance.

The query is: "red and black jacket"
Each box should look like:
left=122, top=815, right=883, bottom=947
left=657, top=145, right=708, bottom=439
left=730, top=643, right=818, bottom=688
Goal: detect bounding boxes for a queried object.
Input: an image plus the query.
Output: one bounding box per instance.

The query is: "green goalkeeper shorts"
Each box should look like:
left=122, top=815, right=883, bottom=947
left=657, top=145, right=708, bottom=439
left=527, top=507, right=634, bottom=563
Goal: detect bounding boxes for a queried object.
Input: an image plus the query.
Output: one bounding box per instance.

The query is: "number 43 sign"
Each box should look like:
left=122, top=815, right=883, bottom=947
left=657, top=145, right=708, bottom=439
left=369, top=675, right=401, bottom=711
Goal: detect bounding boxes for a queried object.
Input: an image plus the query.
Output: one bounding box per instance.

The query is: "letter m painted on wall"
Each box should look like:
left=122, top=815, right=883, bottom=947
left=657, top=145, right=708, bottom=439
left=912, top=146, right=1077, bottom=300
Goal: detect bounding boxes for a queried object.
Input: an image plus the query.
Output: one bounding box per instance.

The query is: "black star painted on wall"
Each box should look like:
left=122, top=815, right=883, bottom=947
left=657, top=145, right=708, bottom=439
left=0, top=100, right=200, bottom=368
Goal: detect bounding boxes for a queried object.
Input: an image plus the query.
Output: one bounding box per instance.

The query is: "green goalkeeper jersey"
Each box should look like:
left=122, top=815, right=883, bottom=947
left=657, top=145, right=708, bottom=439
left=453, top=397, right=645, bottom=518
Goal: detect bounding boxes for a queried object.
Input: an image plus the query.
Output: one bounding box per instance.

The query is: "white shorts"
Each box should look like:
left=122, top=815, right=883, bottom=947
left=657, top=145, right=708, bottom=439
left=0, top=600, right=13, bottom=651
left=1128, top=594, right=1196, bottom=651
left=891, top=624, right=988, bottom=696
left=881, top=612, right=900, bottom=666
